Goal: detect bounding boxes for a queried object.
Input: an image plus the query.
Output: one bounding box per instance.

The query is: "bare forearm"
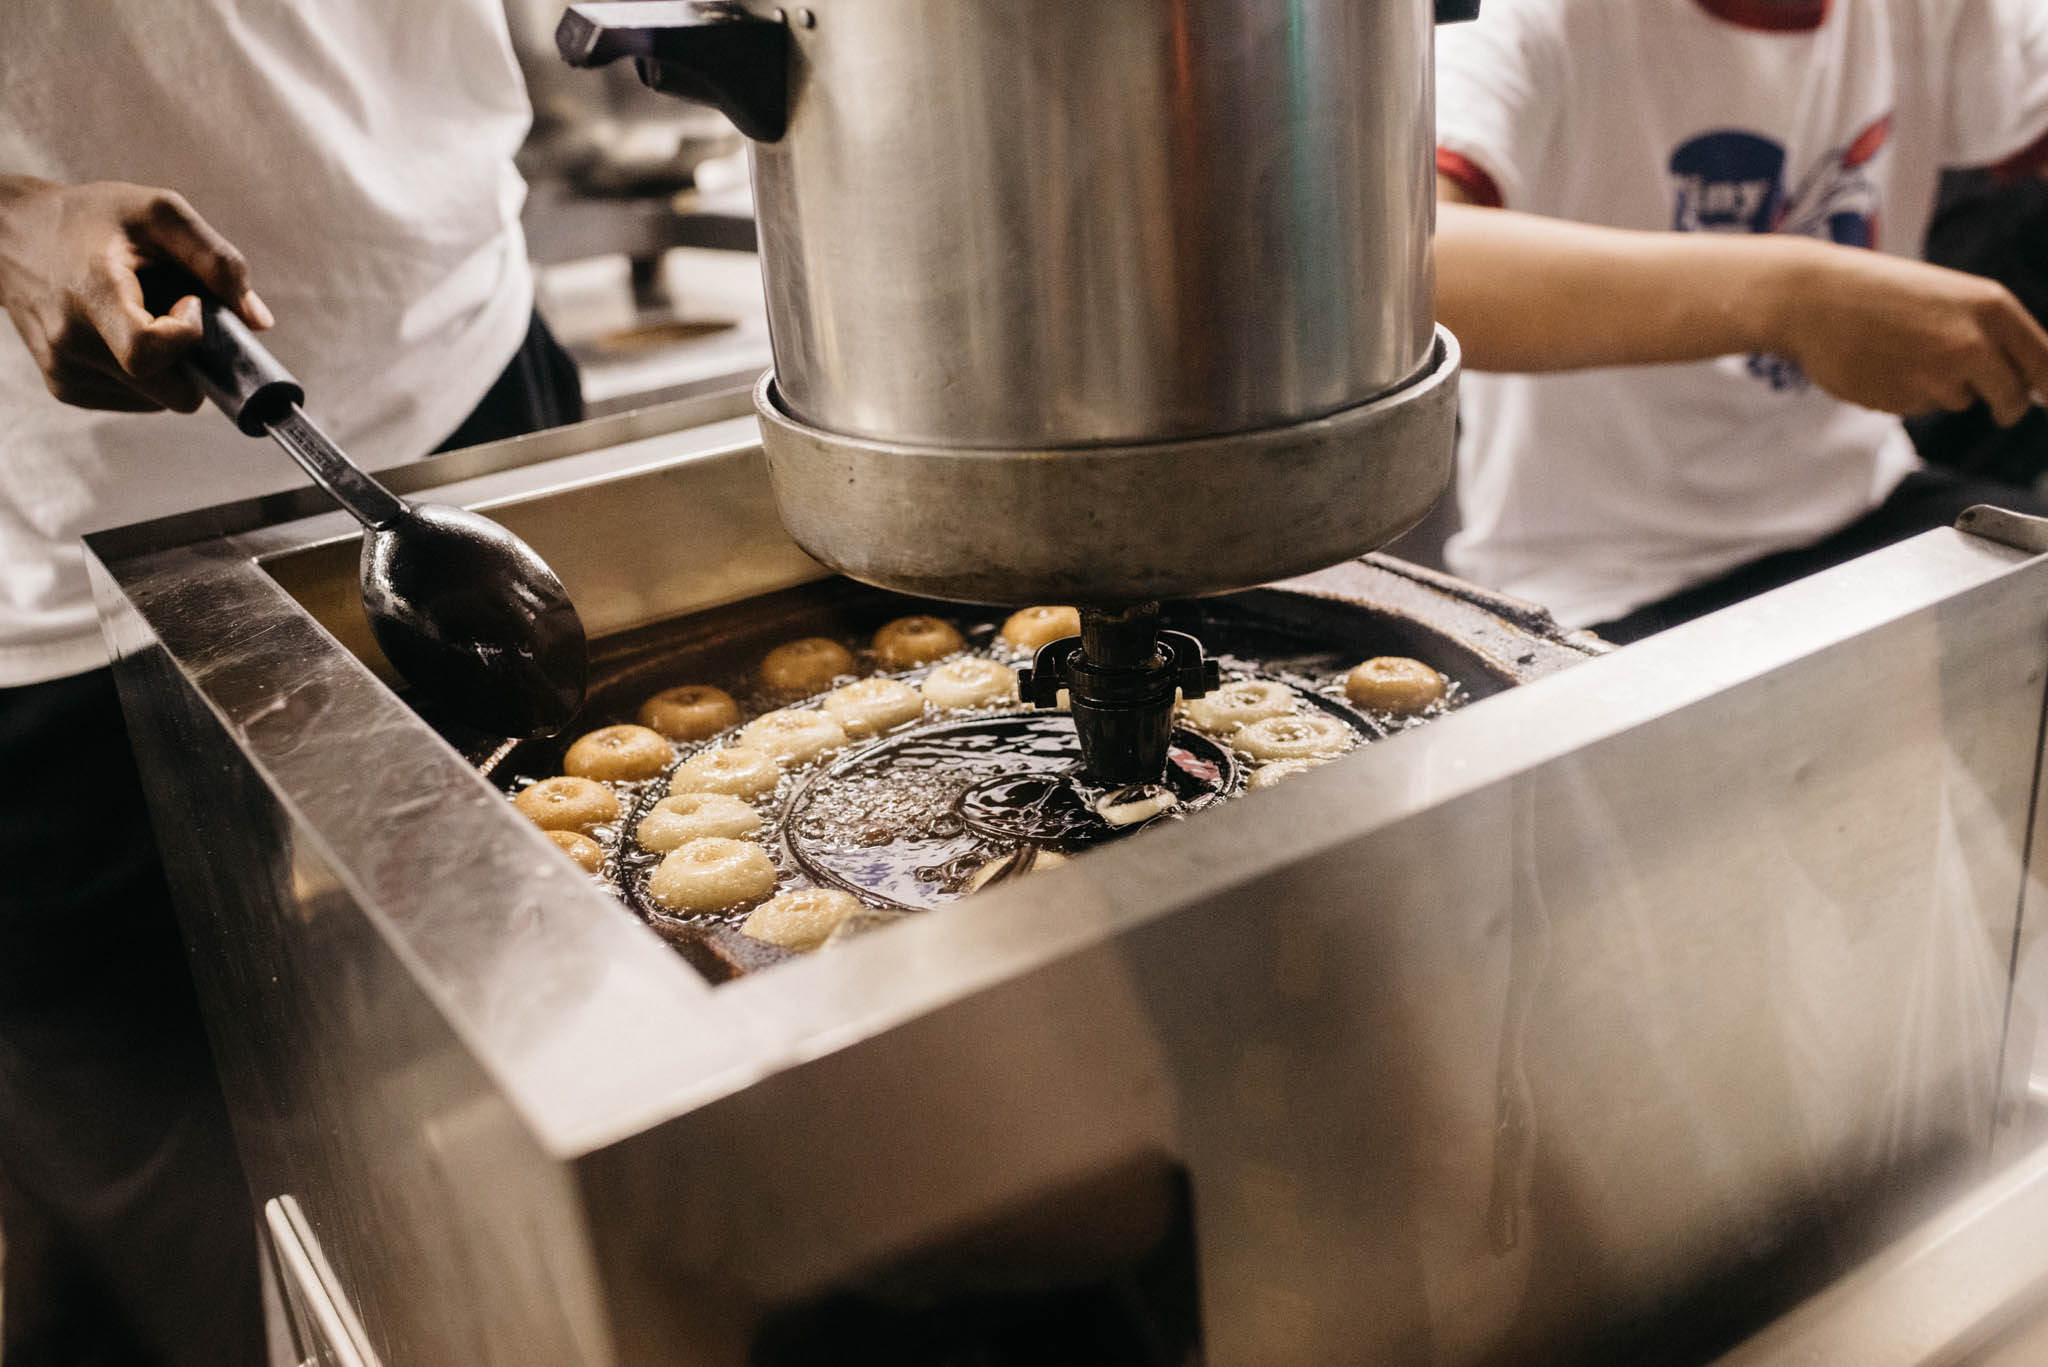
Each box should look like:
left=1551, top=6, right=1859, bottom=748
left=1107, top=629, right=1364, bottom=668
left=1433, top=201, right=1804, bottom=373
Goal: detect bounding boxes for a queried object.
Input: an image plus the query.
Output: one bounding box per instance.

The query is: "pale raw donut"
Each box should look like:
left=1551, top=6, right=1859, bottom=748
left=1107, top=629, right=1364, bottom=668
left=1344, top=657, right=1447, bottom=716
left=669, top=745, right=781, bottom=799
left=513, top=776, right=620, bottom=834
left=1181, top=679, right=1296, bottom=734
left=999, top=606, right=1081, bottom=652
left=563, top=724, right=674, bottom=781
left=636, top=793, right=763, bottom=851
left=647, top=837, right=779, bottom=914
left=965, top=846, right=1069, bottom=894
left=546, top=829, right=604, bottom=873
left=760, top=637, right=855, bottom=695
left=741, top=887, right=863, bottom=951
left=822, top=677, right=924, bottom=737
left=638, top=685, right=741, bottom=741
left=872, top=615, right=965, bottom=669
left=740, top=708, right=848, bottom=766
left=1247, top=758, right=1327, bottom=790
left=921, top=657, right=1019, bottom=710
left=1234, top=712, right=1355, bottom=762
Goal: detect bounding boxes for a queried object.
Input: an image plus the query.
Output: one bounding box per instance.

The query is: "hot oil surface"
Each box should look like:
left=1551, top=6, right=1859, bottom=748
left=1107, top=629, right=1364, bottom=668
left=489, top=591, right=1467, bottom=981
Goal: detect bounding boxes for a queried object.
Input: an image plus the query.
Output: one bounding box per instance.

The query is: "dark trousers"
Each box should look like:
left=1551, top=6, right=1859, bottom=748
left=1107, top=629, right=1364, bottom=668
left=1593, top=467, right=2048, bottom=643
left=0, top=312, right=580, bottom=1365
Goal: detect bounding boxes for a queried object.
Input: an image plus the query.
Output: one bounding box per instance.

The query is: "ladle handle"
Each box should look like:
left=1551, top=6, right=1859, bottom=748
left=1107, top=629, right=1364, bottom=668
left=137, top=267, right=303, bottom=435
left=138, top=268, right=408, bottom=530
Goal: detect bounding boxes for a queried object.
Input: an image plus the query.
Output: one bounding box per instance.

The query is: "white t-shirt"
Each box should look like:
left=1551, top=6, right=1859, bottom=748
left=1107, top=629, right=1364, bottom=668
left=0, top=1, right=536, bottom=686
left=1436, top=0, right=2048, bottom=628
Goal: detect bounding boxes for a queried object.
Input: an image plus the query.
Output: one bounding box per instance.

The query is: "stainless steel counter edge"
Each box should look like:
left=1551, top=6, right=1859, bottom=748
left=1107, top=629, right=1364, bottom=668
left=87, top=432, right=2043, bottom=1159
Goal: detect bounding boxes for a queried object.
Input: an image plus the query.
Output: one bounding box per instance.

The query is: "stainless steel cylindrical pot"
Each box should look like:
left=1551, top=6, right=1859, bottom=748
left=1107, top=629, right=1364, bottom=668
left=563, top=0, right=1441, bottom=449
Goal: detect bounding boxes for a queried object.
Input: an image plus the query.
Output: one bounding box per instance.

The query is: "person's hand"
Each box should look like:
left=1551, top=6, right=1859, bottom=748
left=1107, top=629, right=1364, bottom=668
left=0, top=176, right=272, bottom=413
left=1764, top=238, right=2048, bottom=428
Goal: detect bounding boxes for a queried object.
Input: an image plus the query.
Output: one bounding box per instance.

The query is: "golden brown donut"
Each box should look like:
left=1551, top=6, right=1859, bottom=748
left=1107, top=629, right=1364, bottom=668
left=513, top=776, right=621, bottom=834
left=999, top=606, right=1081, bottom=652
left=1344, top=657, right=1447, bottom=716
left=636, top=793, right=763, bottom=852
left=739, top=708, right=848, bottom=767
left=637, top=684, right=741, bottom=741
left=921, top=657, right=1019, bottom=710
left=563, top=724, right=674, bottom=782
left=1234, top=713, right=1355, bottom=762
left=647, top=837, right=779, bottom=914
left=760, top=637, right=856, bottom=695
left=822, top=677, right=924, bottom=737
left=871, top=615, right=965, bottom=669
left=741, top=887, right=864, bottom=951
left=1181, top=679, right=1295, bottom=734
left=546, top=829, right=605, bottom=873
left=668, top=746, right=781, bottom=799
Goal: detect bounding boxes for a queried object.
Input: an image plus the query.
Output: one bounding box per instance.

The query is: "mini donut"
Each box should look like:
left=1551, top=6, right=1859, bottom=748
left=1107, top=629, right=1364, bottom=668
left=741, top=887, right=863, bottom=951
left=740, top=708, right=849, bottom=767
left=1181, top=679, right=1296, bottom=734
left=636, top=793, right=763, bottom=851
left=1345, top=657, right=1447, bottom=716
left=563, top=724, right=674, bottom=782
left=872, top=615, right=965, bottom=669
left=965, top=846, right=1069, bottom=894
left=513, top=776, right=621, bottom=834
left=921, top=657, right=1019, bottom=710
left=760, top=637, right=855, bottom=695
left=546, top=829, right=605, bottom=873
left=1247, top=758, right=1327, bottom=790
left=822, top=677, right=924, bottom=737
left=669, top=745, right=781, bottom=799
left=999, top=606, right=1081, bottom=652
left=638, top=684, right=741, bottom=741
left=1234, top=712, right=1355, bottom=763
left=647, top=837, right=779, bottom=914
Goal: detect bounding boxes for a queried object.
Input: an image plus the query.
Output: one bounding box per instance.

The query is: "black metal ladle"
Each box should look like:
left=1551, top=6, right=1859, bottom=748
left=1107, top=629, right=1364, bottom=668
left=141, top=273, right=588, bottom=738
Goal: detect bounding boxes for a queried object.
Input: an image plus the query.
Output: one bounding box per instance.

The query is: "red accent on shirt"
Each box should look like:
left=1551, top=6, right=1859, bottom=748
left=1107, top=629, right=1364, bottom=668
left=1842, top=113, right=1894, bottom=169
left=1992, top=125, right=2048, bottom=183
left=1436, top=148, right=1505, bottom=209
left=1692, top=0, right=1830, bottom=33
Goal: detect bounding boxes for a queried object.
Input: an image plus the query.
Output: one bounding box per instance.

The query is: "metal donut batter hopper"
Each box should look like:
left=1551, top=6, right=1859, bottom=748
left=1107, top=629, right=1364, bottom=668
left=558, top=0, right=1473, bottom=782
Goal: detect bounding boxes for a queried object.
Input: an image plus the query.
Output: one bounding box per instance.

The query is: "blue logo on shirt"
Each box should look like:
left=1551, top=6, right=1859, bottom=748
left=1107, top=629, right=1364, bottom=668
left=1670, top=117, right=1892, bottom=390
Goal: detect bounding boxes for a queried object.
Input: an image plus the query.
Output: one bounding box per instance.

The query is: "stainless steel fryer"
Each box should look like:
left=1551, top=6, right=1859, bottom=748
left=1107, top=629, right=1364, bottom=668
left=87, top=391, right=2048, bottom=1366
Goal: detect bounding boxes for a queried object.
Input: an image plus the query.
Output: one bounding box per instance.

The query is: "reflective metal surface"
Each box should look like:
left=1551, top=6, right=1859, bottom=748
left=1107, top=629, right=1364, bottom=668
left=89, top=408, right=2048, bottom=1366
left=743, top=0, right=1439, bottom=448
left=754, top=331, right=1458, bottom=604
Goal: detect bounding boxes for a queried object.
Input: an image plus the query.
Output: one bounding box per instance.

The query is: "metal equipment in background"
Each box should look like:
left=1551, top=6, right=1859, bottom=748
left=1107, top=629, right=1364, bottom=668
left=558, top=0, right=1476, bottom=783
left=87, top=394, right=2048, bottom=1367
